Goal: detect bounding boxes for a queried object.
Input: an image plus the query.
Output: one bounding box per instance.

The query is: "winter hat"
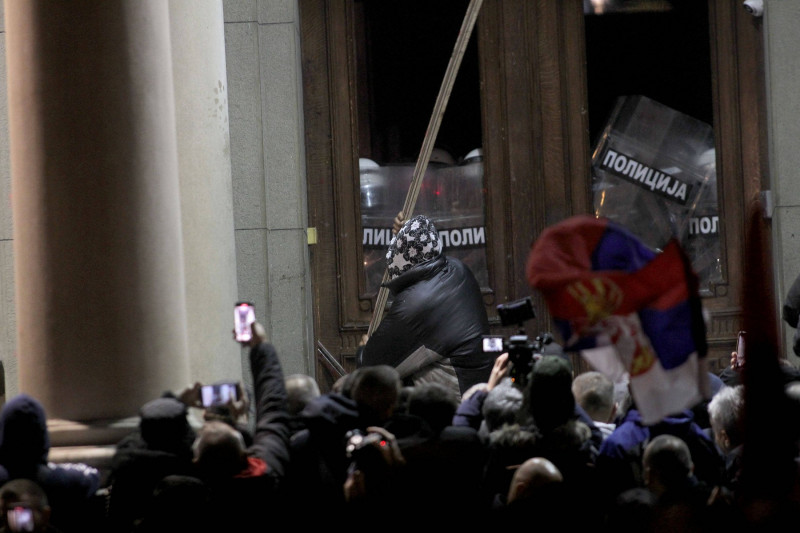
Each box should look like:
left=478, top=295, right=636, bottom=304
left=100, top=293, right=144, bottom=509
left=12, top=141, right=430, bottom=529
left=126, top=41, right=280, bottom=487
left=527, top=355, right=575, bottom=433
left=386, top=215, right=442, bottom=280
left=139, top=397, right=195, bottom=455
left=0, top=394, right=50, bottom=468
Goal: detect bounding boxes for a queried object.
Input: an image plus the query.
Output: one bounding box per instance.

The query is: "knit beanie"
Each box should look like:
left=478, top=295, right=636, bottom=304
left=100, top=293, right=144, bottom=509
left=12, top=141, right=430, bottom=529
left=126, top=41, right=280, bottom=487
left=139, top=397, right=195, bottom=455
left=386, top=215, right=442, bottom=280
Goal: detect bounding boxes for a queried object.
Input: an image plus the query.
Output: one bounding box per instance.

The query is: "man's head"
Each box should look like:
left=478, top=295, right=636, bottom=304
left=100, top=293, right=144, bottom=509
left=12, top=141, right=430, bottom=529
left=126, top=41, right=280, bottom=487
left=0, top=395, right=50, bottom=468
left=285, top=373, right=321, bottom=416
left=386, top=215, right=442, bottom=280
left=192, top=421, right=248, bottom=480
left=482, top=377, right=524, bottom=433
left=351, top=366, right=402, bottom=426
left=526, top=355, right=575, bottom=433
left=571, top=370, right=616, bottom=423
left=642, top=434, right=694, bottom=496
left=506, top=456, right=563, bottom=504
left=707, top=384, right=744, bottom=453
left=0, top=478, right=52, bottom=532
left=406, top=382, right=460, bottom=435
left=139, top=397, right=195, bottom=456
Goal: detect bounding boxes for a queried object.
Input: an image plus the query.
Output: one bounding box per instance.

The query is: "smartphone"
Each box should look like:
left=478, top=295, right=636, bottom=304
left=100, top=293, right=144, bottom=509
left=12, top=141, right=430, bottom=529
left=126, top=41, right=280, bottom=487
left=7, top=505, right=34, bottom=532
left=482, top=335, right=505, bottom=353
left=201, top=382, right=239, bottom=408
left=234, top=301, right=255, bottom=343
left=736, top=330, right=746, bottom=368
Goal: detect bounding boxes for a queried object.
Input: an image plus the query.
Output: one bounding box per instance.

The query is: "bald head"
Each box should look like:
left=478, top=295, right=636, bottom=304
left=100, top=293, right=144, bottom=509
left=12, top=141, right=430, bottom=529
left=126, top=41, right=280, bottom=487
left=507, top=457, right=563, bottom=504
left=285, top=373, right=321, bottom=416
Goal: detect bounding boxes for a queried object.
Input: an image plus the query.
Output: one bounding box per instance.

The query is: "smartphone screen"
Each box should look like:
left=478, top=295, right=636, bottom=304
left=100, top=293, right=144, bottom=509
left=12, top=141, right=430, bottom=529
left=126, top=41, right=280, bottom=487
left=234, top=302, right=255, bottom=342
left=482, top=335, right=504, bottom=353
left=736, top=330, right=746, bottom=367
left=7, top=506, right=34, bottom=532
left=201, top=383, right=239, bottom=408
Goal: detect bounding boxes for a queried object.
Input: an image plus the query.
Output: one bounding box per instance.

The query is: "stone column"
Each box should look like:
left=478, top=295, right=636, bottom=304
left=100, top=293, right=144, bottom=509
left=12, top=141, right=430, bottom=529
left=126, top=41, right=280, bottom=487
left=169, top=0, right=241, bottom=384
left=764, top=0, right=800, bottom=362
left=5, top=1, right=190, bottom=424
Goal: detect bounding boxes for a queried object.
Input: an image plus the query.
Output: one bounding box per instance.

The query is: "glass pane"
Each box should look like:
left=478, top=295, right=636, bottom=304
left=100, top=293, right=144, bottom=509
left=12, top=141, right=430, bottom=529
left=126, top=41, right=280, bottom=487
left=360, top=151, right=489, bottom=297
left=591, top=95, right=722, bottom=295
left=356, top=1, right=486, bottom=297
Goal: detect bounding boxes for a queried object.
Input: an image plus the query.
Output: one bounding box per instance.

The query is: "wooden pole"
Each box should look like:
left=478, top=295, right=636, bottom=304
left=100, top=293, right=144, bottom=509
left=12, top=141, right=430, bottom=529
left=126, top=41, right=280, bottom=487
left=367, top=0, right=484, bottom=337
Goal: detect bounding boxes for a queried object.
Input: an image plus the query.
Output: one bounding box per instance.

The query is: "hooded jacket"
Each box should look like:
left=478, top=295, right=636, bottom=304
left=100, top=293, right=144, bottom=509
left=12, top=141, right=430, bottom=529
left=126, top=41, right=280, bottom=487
left=361, top=254, right=493, bottom=396
left=596, top=408, right=724, bottom=499
left=0, top=394, right=100, bottom=532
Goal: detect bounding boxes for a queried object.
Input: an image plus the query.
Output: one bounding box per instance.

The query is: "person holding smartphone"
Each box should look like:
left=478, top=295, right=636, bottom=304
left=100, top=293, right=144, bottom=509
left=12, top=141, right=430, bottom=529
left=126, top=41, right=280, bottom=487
left=719, top=332, right=745, bottom=387
left=0, top=479, right=58, bottom=533
left=0, top=395, right=101, bottom=533
left=180, top=319, right=292, bottom=527
left=132, top=318, right=294, bottom=530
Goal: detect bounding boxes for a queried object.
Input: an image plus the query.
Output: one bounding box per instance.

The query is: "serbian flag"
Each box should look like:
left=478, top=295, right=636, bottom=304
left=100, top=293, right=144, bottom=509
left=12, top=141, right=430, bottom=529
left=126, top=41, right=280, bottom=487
left=526, top=215, right=709, bottom=425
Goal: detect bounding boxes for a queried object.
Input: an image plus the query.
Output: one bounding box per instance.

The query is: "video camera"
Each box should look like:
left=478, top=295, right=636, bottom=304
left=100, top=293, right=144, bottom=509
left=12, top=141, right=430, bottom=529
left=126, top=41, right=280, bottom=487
left=344, top=429, right=388, bottom=475
left=482, top=297, right=555, bottom=388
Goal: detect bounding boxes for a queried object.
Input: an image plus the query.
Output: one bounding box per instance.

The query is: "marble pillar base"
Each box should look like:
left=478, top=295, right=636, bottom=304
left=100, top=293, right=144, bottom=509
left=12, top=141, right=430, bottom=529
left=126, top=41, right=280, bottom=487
left=46, top=417, right=139, bottom=485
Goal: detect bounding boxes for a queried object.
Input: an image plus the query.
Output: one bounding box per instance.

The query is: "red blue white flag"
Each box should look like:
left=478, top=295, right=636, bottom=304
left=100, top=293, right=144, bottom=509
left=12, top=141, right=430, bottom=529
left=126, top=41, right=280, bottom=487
left=526, top=215, right=709, bottom=425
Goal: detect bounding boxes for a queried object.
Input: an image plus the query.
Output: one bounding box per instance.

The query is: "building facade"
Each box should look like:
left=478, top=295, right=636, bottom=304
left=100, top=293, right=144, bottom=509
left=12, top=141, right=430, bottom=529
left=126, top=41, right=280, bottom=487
left=0, top=0, right=799, bottom=459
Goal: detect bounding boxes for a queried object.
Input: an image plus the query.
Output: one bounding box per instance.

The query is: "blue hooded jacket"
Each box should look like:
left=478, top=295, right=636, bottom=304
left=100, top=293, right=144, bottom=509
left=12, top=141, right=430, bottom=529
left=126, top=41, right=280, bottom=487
left=597, top=407, right=724, bottom=498
left=0, top=394, right=101, bottom=531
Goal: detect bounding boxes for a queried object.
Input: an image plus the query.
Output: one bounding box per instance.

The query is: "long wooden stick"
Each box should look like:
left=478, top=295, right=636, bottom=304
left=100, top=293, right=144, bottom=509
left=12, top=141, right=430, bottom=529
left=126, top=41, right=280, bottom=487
left=367, top=0, right=484, bottom=337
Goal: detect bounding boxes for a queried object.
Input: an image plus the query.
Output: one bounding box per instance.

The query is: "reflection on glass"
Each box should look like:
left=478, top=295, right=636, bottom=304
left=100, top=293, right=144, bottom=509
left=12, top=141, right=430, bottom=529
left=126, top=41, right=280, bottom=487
left=360, top=149, right=489, bottom=297
left=584, top=0, right=674, bottom=15
left=591, top=95, right=723, bottom=296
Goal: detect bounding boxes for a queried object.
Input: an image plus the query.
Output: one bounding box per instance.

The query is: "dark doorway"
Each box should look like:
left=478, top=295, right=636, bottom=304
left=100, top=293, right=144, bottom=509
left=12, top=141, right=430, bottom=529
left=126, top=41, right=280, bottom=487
left=357, top=0, right=482, bottom=165
left=584, top=0, right=712, bottom=146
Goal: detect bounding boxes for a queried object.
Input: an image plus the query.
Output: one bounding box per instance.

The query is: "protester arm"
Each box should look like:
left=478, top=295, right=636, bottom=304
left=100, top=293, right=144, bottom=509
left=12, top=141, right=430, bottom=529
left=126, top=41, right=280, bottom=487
left=452, top=388, right=489, bottom=429
left=247, top=342, right=291, bottom=479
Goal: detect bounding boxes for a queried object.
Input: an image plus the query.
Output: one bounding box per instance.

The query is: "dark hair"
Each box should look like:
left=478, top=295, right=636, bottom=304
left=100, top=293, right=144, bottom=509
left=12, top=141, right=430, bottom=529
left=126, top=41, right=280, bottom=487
left=0, top=478, right=49, bottom=509
left=643, top=434, right=693, bottom=489
left=407, top=382, right=459, bottom=434
left=351, top=366, right=402, bottom=425
left=526, top=355, right=575, bottom=432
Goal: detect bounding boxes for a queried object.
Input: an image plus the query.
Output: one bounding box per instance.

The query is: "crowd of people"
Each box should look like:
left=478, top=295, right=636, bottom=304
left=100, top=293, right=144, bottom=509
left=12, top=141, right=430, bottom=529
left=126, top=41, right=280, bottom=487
left=1, top=333, right=799, bottom=532
left=1, top=214, right=800, bottom=532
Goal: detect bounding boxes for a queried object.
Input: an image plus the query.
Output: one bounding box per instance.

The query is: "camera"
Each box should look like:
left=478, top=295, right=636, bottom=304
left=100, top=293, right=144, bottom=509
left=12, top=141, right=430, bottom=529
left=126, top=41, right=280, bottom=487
left=483, top=297, right=555, bottom=388
left=345, top=429, right=387, bottom=475
left=743, top=0, right=763, bottom=17
left=497, top=296, right=535, bottom=328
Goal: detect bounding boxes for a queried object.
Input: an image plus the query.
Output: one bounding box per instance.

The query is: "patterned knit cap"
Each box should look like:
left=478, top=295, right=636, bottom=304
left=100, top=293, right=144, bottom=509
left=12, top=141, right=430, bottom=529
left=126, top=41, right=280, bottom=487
left=386, top=215, right=442, bottom=280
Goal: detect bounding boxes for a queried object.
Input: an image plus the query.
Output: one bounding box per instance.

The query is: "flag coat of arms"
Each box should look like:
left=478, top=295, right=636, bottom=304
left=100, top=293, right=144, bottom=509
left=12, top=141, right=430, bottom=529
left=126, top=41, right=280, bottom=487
left=526, top=215, right=709, bottom=425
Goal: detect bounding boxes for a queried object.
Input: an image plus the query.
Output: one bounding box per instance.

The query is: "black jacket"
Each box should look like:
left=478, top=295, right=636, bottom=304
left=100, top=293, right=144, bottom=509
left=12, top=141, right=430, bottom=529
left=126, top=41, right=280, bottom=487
left=135, top=342, right=292, bottom=533
left=284, top=392, right=363, bottom=524
left=783, top=272, right=800, bottom=356
left=361, top=255, right=492, bottom=395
